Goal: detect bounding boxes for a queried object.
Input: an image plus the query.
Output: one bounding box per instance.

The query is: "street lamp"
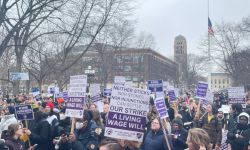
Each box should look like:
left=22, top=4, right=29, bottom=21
left=84, top=66, right=95, bottom=90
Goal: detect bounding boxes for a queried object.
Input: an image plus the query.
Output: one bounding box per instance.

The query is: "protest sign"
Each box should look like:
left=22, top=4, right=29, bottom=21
left=163, top=81, right=169, bottom=92
left=114, top=76, right=126, bottom=85
left=228, top=87, right=245, bottom=104
left=196, top=81, right=208, bottom=99
left=15, top=105, right=34, bottom=120
left=103, top=89, right=112, bottom=97
left=63, top=91, right=69, bottom=102
left=65, top=97, right=85, bottom=118
left=148, top=80, right=164, bottom=98
left=66, top=75, right=87, bottom=118
left=90, top=84, right=102, bottom=103
left=202, top=92, right=214, bottom=109
left=105, top=85, right=151, bottom=142
left=154, top=97, right=168, bottom=119
left=174, top=88, right=179, bottom=98
left=32, top=88, right=40, bottom=97
left=168, top=86, right=176, bottom=102
left=10, top=72, right=29, bottom=81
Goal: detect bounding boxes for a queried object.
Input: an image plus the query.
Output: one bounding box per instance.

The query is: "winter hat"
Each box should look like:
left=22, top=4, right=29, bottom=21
left=237, top=112, right=250, bottom=124
left=172, top=118, right=183, bottom=127
left=8, top=106, right=15, bottom=114
left=46, top=101, right=54, bottom=110
left=57, top=98, right=65, bottom=103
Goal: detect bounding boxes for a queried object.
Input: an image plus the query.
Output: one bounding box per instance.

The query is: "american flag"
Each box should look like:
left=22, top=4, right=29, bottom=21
left=208, top=17, right=214, bottom=36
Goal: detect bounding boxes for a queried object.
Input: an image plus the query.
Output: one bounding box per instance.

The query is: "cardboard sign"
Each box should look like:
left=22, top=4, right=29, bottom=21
left=228, top=87, right=245, bottom=104
left=105, top=85, right=151, bottom=142
left=15, top=105, right=34, bottom=120
left=154, top=97, right=168, bottom=119
left=196, top=81, right=208, bottom=98
left=103, top=89, right=112, bottom=97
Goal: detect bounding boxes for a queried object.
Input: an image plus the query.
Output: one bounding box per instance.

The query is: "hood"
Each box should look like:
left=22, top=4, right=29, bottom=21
left=237, top=112, right=250, bottom=124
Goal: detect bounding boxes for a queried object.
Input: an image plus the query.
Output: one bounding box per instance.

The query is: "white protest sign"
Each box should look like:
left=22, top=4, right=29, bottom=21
left=105, top=85, right=151, bottom=142
left=66, top=75, right=87, bottom=118
left=228, top=87, right=245, bottom=104
left=90, top=84, right=102, bottom=103
left=114, top=76, right=126, bottom=85
left=163, top=81, right=169, bottom=92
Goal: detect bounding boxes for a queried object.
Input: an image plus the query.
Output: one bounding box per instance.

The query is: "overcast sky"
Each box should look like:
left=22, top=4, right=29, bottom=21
left=135, top=0, right=250, bottom=59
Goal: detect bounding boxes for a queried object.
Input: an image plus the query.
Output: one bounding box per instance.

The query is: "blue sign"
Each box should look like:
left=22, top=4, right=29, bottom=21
left=32, top=87, right=40, bottom=97
left=148, top=80, right=163, bottom=93
left=15, top=105, right=34, bottom=120
left=196, top=81, right=208, bottom=98
left=103, top=89, right=112, bottom=97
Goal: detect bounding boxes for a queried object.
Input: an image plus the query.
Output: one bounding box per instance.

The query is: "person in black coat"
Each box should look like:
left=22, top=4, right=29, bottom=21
left=179, top=102, right=192, bottom=126
left=171, top=117, right=188, bottom=150
left=141, top=118, right=170, bottom=150
left=23, top=111, right=52, bottom=150
left=5, top=123, right=25, bottom=150
left=59, top=110, right=99, bottom=150
left=227, top=112, right=250, bottom=150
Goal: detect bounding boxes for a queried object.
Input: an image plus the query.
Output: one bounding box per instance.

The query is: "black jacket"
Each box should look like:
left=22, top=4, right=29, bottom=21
left=172, top=128, right=188, bottom=150
left=227, top=125, right=250, bottom=150
left=29, top=111, right=52, bottom=150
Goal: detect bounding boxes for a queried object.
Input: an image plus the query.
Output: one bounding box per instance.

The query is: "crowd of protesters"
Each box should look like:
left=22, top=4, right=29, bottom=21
left=0, top=91, right=249, bottom=150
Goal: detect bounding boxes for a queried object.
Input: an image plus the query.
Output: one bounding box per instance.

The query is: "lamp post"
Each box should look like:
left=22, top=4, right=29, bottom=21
left=84, top=66, right=95, bottom=90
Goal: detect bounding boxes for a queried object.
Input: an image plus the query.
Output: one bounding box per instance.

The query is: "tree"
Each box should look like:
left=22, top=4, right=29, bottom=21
left=135, top=31, right=156, bottom=49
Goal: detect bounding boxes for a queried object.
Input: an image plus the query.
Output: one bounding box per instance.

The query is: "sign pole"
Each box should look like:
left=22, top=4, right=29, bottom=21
left=70, top=118, right=75, bottom=133
left=161, top=119, right=171, bottom=150
left=25, top=120, right=31, bottom=148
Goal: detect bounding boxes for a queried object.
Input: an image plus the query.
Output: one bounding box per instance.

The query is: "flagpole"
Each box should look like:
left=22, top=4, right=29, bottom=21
left=208, top=0, right=211, bottom=60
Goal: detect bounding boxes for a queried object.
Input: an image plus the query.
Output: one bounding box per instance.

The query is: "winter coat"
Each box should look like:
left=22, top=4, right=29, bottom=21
left=227, top=125, right=250, bottom=150
left=0, top=114, right=18, bottom=135
left=59, top=121, right=99, bottom=150
left=194, top=114, right=222, bottom=145
left=172, top=128, right=188, bottom=150
left=142, top=130, right=169, bottom=150
left=5, top=137, right=25, bottom=150
left=29, top=112, right=52, bottom=150
left=179, top=108, right=192, bottom=123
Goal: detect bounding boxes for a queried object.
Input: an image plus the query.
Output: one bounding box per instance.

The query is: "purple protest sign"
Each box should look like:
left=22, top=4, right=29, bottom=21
left=15, top=105, right=34, bottom=120
left=154, top=97, right=168, bottom=119
left=168, top=90, right=176, bottom=102
left=104, top=85, right=150, bottom=142
left=63, top=91, right=68, bottom=102
left=65, top=97, right=85, bottom=118
left=91, top=95, right=102, bottom=103
left=196, top=81, right=208, bottom=98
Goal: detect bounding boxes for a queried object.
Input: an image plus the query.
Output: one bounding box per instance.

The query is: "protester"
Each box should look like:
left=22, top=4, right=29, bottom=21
left=193, top=103, right=222, bottom=149
left=23, top=111, right=51, bottom=150
left=59, top=110, right=99, bottom=150
left=171, top=117, right=188, bottom=150
left=141, top=117, right=169, bottom=150
left=4, top=123, right=25, bottom=150
left=186, top=128, right=211, bottom=150
left=228, top=104, right=243, bottom=132
left=227, top=112, right=250, bottom=150
left=100, top=138, right=123, bottom=150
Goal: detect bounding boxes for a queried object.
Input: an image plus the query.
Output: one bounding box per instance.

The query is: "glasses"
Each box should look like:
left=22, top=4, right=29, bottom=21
left=151, top=122, right=159, bottom=124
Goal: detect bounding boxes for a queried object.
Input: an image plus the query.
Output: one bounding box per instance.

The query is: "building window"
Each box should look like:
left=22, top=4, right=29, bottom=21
left=219, top=79, right=221, bottom=84
left=124, top=66, right=131, bottom=72
left=227, top=79, right=229, bottom=84
left=211, top=79, right=213, bottom=84
left=223, top=79, right=225, bottom=84
left=215, top=79, right=217, bottom=84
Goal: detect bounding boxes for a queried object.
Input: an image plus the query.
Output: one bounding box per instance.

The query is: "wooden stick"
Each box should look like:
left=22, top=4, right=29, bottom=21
left=161, top=119, right=171, bottom=150
left=196, top=99, right=201, bottom=119
left=70, top=118, right=75, bottom=133
left=25, top=120, right=31, bottom=148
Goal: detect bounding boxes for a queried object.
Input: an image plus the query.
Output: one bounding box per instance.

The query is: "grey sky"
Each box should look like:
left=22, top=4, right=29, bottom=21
left=135, top=0, right=250, bottom=58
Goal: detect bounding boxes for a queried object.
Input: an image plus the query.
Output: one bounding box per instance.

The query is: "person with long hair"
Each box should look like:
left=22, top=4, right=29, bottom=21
left=186, top=128, right=211, bottom=150
left=193, top=103, right=222, bottom=150
left=5, top=123, right=25, bottom=150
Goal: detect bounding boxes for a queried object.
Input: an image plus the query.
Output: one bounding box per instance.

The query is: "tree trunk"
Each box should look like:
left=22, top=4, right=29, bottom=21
left=13, top=58, right=22, bottom=95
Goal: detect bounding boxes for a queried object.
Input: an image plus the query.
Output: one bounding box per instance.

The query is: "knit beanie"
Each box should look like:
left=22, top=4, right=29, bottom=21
left=172, top=118, right=183, bottom=127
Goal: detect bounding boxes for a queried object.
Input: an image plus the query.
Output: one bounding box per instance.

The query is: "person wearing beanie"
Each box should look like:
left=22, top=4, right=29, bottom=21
left=171, top=117, right=188, bottom=150
left=227, top=112, right=250, bottom=150
left=59, top=109, right=99, bottom=150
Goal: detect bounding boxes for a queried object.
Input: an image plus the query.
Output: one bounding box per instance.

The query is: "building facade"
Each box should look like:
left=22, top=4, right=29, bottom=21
left=208, top=73, right=232, bottom=92
left=174, top=35, right=188, bottom=83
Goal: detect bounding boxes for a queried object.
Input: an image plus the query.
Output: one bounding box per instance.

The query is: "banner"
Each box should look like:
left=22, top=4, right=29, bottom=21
left=114, top=76, right=126, bottom=85
left=66, top=75, right=87, bottom=118
left=10, top=72, right=29, bottom=81
left=154, top=97, right=168, bottom=119
left=228, top=87, right=245, bottom=104
left=15, top=105, right=34, bottom=120
left=105, top=85, right=151, bottom=142
left=103, top=89, right=112, bottom=97
left=196, top=81, right=208, bottom=99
